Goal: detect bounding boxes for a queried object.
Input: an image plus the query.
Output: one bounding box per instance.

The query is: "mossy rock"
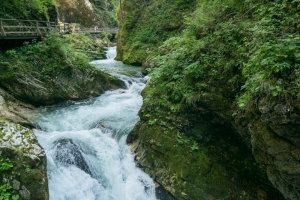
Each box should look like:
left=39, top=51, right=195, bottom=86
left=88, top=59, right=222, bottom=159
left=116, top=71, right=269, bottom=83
left=0, top=119, right=48, bottom=200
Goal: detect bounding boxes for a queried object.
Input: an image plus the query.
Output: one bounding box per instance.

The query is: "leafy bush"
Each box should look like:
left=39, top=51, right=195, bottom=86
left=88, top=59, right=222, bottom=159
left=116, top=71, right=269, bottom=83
left=0, top=158, right=20, bottom=200
left=0, top=0, right=56, bottom=20
left=138, top=0, right=299, bottom=115
left=0, top=32, right=94, bottom=81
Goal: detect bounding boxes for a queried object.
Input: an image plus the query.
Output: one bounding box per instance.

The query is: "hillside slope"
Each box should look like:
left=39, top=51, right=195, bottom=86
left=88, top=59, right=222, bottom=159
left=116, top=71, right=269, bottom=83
left=118, top=0, right=300, bottom=199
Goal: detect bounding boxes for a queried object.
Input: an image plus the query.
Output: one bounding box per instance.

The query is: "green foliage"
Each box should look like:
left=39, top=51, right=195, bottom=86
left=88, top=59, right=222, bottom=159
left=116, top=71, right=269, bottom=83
left=0, top=158, right=13, bottom=172
left=0, top=158, right=20, bottom=200
left=0, top=32, right=96, bottom=82
left=122, top=3, right=299, bottom=185
left=117, top=0, right=198, bottom=64
left=64, top=33, right=108, bottom=60
left=119, top=0, right=299, bottom=198
left=139, top=0, right=299, bottom=114
left=0, top=0, right=56, bottom=20
left=0, top=184, right=20, bottom=200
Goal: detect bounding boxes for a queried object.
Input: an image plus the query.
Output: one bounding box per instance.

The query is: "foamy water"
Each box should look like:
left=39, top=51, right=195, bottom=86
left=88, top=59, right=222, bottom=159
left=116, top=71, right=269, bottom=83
left=32, top=47, right=157, bottom=200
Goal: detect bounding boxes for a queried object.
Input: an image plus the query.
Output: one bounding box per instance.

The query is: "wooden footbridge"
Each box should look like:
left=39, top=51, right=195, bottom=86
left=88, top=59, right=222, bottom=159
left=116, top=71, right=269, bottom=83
left=0, top=18, right=118, bottom=40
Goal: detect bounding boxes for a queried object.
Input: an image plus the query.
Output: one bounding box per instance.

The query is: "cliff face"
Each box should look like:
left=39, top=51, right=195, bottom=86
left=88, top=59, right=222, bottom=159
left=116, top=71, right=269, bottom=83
left=0, top=0, right=118, bottom=27
left=119, top=0, right=300, bottom=199
left=117, top=0, right=197, bottom=65
left=0, top=0, right=57, bottom=21
left=56, top=0, right=118, bottom=27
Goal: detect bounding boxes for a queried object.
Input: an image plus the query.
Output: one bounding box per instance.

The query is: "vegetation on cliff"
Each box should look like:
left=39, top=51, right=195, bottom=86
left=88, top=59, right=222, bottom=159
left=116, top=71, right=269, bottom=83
left=0, top=32, right=124, bottom=106
left=119, top=0, right=299, bottom=199
left=56, top=0, right=119, bottom=27
left=117, top=0, right=197, bottom=65
left=0, top=0, right=57, bottom=21
left=0, top=0, right=119, bottom=28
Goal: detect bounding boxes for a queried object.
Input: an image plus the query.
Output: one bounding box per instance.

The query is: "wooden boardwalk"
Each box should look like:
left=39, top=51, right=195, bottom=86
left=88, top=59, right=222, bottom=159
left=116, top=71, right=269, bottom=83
left=0, top=18, right=118, bottom=40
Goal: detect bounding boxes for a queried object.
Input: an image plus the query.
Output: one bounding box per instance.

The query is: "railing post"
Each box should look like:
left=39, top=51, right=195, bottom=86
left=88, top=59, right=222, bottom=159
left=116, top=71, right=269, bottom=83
left=47, top=21, right=50, bottom=31
left=36, top=21, right=41, bottom=36
left=0, top=19, right=6, bottom=36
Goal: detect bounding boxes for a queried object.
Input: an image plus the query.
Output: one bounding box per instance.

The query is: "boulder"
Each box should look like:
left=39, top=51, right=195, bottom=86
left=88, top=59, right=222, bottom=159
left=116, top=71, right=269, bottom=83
left=0, top=119, right=48, bottom=200
left=1, top=66, right=125, bottom=106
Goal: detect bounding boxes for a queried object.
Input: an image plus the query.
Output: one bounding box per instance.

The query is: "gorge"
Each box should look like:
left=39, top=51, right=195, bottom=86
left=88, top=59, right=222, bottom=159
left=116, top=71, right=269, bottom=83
left=0, top=0, right=299, bottom=200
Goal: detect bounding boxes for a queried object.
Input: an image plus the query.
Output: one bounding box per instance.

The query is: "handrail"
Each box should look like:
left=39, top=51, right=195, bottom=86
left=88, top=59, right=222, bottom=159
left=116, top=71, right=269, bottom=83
left=0, top=18, right=118, bottom=38
left=0, top=18, right=60, bottom=24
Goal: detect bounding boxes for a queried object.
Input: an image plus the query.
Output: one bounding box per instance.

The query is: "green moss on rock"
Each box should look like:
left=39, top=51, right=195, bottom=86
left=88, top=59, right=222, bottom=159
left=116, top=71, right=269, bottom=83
left=121, top=0, right=299, bottom=199
left=0, top=119, right=48, bottom=200
left=0, top=33, right=125, bottom=106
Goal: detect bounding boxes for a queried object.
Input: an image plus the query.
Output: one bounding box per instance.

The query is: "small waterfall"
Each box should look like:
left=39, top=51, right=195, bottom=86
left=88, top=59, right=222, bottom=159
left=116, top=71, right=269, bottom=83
left=32, top=47, right=157, bottom=200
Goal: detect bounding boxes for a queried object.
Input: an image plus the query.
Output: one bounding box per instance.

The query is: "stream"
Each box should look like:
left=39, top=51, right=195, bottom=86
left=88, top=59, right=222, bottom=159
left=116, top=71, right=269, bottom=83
left=31, top=47, right=157, bottom=200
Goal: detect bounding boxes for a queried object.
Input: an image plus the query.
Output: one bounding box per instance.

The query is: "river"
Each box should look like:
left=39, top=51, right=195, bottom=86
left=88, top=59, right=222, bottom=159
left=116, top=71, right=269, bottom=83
left=31, top=47, right=157, bottom=200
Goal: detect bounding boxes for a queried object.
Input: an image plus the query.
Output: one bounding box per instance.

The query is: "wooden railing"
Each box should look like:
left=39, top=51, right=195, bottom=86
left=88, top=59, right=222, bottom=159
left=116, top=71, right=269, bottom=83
left=0, top=19, right=64, bottom=38
left=0, top=18, right=118, bottom=39
left=74, top=27, right=118, bottom=34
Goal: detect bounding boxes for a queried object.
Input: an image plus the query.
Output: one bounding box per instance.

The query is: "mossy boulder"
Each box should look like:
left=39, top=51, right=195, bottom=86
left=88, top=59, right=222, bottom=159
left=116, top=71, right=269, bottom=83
left=128, top=92, right=285, bottom=200
left=0, top=65, right=124, bottom=106
left=0, top=119, right=48, bottom=200
left=0, top=33, right=125, bottom=106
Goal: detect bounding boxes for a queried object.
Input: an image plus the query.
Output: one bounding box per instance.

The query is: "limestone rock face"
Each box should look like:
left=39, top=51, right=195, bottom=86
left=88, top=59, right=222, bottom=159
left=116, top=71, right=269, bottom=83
left=1, top=67, right=125, bottom=106
left=56, top=0, right=95, bottom=26
left=128, top=105, right=286, bottom=200
left=0, top=120, right=48, bottom=200
left=56, top=0, right=118, bottom=27
left=234, top=95, right=300, bottom=200
left=0, top=88, right=34, bottom=126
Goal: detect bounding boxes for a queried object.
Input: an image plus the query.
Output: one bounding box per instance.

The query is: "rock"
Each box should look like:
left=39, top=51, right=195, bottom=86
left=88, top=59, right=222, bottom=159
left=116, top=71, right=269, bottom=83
left=234, top=95, right=300, bottom=200
left=126, top=81, right=292, bottom=200
left=0, top=119, right=48, bottom=200
left=1, top=66, right=125, bottom=106
left=12, top=180, right=20, bottom=190
left=56, top=0, right=118, bottom=27
left=19, top=186, right=31, bottom=200
left=54, top=139, right=92, bottom=176
left=0, top=88, right=34, bottom=125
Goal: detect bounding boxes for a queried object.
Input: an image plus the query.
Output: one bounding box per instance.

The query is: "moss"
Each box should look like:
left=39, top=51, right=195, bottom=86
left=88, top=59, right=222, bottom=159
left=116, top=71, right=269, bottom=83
left=0, top=32, right=124, bottom=106
left=128, top=72, right=287, bottom=199
left=121, top=1, right=298, bottom=198
left=0, top=0, right=57, bottom=21
left=0, top=120, right=48, bottom=200
left=117, top=0, right=197, bottom=65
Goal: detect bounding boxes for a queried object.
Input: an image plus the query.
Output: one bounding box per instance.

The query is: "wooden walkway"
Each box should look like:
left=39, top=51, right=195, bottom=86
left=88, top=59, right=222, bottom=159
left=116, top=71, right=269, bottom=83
left=0, top=18, right=118, bottom=40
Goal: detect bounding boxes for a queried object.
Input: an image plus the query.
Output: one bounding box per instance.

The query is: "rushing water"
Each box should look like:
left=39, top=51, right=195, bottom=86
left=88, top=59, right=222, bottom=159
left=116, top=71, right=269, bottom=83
left=32, top=47, right=157, bottom=200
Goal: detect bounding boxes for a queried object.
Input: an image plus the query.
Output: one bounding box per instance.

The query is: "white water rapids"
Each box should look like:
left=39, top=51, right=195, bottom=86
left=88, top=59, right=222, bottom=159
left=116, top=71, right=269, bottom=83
left=32, top=47, right=157, bottom=200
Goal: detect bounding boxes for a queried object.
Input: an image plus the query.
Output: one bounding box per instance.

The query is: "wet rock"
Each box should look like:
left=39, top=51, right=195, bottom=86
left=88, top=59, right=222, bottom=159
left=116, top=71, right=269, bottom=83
left=55, top=139, right=92, bottom=176
left=12, top=179, right=20, bottom=190
left=19, top=186, right=30, bottom=200
left=0, top=88, right=34, bottom=125
left=0, top=119, right=48, bottom=200
left=0, top=66, right=125, bottom=106
left=155, top=183, right=176, bottom=200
